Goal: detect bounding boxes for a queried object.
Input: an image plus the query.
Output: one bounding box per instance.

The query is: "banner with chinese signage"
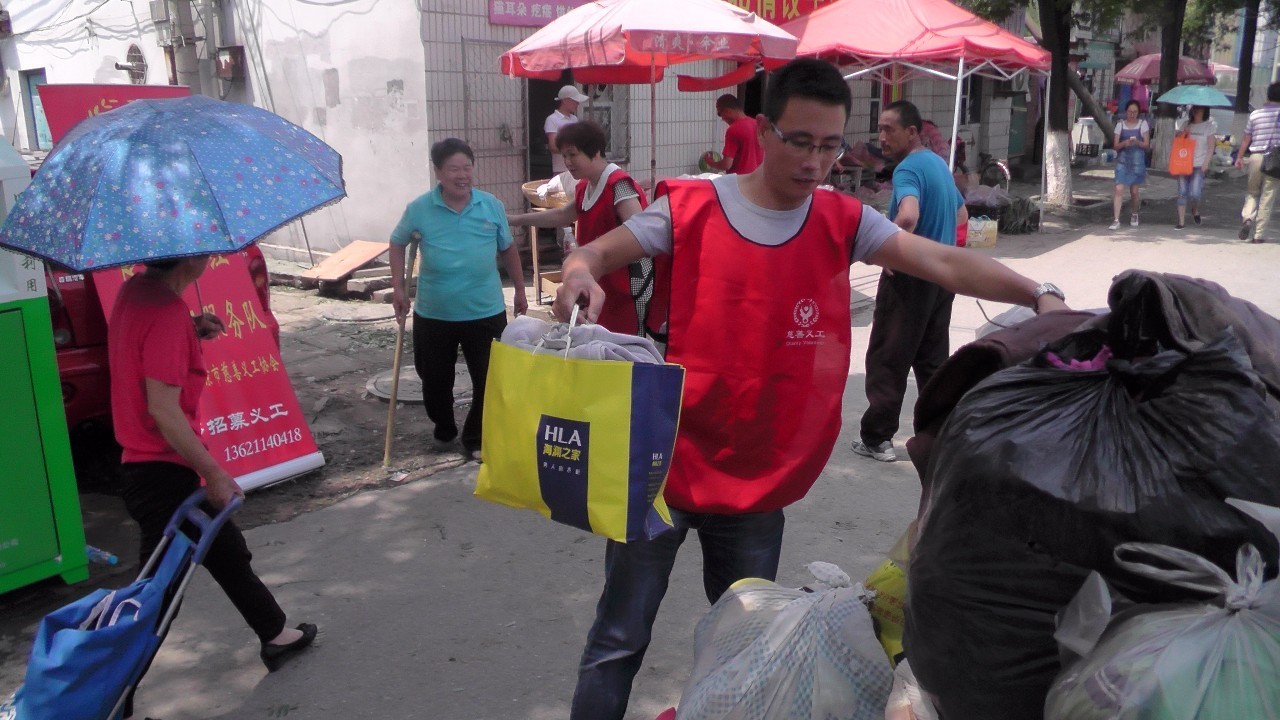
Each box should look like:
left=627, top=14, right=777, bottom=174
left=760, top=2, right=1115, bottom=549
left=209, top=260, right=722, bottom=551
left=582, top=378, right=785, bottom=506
left=490, top=0, right=590, bottom=26
left=37, top=84, right=192, bottom=145
left=93, top=253, right=326, bottom=493
left=720, top=0, right=835, bottom=24
left=489, top=0, right=832, bottom=28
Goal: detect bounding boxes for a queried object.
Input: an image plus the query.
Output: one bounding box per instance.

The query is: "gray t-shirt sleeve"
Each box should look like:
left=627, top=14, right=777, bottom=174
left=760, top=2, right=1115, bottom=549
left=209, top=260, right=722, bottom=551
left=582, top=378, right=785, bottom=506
left=623, top=195, right=673, bottom=256
left=851, top=205, right=900, bottom=264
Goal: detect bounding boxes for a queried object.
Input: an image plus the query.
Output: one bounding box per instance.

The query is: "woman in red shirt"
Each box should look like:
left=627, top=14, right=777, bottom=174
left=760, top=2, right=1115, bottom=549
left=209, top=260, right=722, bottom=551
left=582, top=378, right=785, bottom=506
left=109, top=255, right=316, bottom=716
left=508, top=121, right=663, bottom=335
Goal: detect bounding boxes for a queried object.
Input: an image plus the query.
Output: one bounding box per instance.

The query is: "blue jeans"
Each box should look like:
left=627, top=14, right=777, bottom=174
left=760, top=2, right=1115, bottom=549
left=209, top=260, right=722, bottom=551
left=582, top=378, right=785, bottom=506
left=1177, top=168, right=1205, bottom=206
left=570, top=507, right=786, bottom=720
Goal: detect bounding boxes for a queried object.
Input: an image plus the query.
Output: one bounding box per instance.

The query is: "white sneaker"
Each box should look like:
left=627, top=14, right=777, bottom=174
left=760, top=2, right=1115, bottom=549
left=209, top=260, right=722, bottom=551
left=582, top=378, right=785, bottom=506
left=851, top=439, right=896, bottom=462
left=1108, top=220, right=1121, bottom=230
left=1130, top=214, right=1140, bottom=227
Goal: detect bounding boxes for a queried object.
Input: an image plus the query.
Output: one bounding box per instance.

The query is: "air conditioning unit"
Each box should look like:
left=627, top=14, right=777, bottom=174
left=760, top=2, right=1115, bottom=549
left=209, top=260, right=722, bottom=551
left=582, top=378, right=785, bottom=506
left=149, top=0, right=170, bottom=24
left=997, top=72, right=1030, bottom=96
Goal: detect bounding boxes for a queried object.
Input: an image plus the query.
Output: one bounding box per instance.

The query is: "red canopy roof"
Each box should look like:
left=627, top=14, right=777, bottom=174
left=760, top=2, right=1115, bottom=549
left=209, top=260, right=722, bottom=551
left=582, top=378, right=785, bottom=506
left=782, top=0, right=1049, bottom=78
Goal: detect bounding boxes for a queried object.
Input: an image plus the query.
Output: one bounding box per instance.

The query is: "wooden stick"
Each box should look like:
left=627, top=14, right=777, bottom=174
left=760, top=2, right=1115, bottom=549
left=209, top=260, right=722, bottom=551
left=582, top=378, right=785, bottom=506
left=381, top=322, right=406, bottom=467
left=382, top=240, right=419, bottom=468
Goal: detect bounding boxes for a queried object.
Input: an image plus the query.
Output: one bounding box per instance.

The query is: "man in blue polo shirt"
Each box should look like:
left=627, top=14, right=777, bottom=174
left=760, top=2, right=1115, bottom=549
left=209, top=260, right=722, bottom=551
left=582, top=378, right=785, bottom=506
left=389, top=137, right=527, bottom=459
left=852, top=100, right=967, bottom=463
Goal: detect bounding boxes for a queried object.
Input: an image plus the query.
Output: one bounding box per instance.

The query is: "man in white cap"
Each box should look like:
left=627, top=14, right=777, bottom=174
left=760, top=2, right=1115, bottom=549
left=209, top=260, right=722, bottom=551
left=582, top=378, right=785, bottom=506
left=547, top=84, right=588, bottom=173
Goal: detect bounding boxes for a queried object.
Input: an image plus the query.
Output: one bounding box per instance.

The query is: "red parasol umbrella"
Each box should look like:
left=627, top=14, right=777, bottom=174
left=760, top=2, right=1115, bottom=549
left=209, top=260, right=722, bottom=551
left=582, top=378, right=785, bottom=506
left=500, top=0, right=798, bottom=187
left=1115, top=54, right=1216, bottom=86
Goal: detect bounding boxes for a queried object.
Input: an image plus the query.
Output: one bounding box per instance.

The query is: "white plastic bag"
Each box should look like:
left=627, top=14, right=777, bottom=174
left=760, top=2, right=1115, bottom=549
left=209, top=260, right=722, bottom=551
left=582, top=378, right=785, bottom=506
left=966, top=217, right=997, bottom=248
left=1045, top=541, right=1280, bottom=720
left=678, top=564, right=893, bottom=720
left=884, top=660, right=939, bottom=720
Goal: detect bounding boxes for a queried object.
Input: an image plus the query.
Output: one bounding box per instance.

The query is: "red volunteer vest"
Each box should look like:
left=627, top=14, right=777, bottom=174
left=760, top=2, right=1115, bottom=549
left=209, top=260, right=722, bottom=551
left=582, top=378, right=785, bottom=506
left=657, top=179, right=863, bottom=514
left=576, top=168, right=650, bottom=335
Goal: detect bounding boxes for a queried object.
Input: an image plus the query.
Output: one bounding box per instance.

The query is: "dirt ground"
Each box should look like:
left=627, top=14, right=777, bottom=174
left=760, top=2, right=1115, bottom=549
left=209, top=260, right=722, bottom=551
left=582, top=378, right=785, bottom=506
left=0, top=284, right=508, bottom=683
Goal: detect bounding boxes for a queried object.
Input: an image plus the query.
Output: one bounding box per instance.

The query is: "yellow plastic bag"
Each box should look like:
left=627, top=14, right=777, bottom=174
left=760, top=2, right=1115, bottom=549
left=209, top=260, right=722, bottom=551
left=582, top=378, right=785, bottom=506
left=475, top=340, right=683, bottom=542
left=865, top=522, right=916, bottom=666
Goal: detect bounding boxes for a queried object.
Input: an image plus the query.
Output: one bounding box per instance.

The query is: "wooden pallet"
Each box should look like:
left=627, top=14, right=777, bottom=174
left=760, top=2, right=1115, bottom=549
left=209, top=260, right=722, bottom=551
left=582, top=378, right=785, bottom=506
left=299, top=240, right=389, bottom=282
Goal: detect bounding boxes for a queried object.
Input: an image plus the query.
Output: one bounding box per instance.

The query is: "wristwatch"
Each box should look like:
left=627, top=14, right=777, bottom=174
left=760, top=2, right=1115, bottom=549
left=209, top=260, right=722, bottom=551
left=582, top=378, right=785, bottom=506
left=1032, top=282, right=1065, bottom=303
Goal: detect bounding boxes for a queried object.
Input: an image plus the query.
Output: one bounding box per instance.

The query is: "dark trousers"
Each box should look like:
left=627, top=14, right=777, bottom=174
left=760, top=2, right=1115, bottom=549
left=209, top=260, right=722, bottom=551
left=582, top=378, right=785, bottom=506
left=570, top=508, right=786, bottom=720
left=412, top=312, right=507, bottom=453
left=119, top=462, right=287, bottom=718
left=860, top=270, right=955, bottom=446
left=120, top=462, right=286, bottom=642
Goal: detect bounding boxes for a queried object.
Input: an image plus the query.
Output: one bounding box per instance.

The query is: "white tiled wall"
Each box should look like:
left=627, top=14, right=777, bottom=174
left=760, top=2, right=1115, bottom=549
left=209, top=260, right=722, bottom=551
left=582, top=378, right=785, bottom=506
left=846, top=79, right=882, bottom=144
left=850, top=76, right=1017, bottom=166
left=421, top=6, right=533, bottom=211
left=420, top=8, right=718, bottom=206
left=626, top=60, right=725, bottom=189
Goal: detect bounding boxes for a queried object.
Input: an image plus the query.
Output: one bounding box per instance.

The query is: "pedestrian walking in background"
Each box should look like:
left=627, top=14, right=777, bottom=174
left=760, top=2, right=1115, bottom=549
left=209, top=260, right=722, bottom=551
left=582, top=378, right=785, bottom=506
left=1175, top=105, right=1216, bottom=230
left=852, top=100, right=967, bottom=464
left=1236, top=82, right=1280, bottom=243
left=552, top=58, right=1067, bottom=720
left=109, top=256, right=317, bottom=717
left=507, top=120, right=657, bottom=335
left=389, top=138, right=527, bottom=460
left=701, top=94, right=763, bottom=174
left=546, top=85, right=587, bottom=174
left=1110, top=100, right=1150, bottom=231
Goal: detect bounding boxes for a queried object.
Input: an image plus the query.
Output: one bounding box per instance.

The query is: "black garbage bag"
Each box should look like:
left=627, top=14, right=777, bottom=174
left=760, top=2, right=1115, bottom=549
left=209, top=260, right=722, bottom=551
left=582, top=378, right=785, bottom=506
left=1105, top=270, right=1280, bottom=406
left=903, top=331, right=1280, bottom=720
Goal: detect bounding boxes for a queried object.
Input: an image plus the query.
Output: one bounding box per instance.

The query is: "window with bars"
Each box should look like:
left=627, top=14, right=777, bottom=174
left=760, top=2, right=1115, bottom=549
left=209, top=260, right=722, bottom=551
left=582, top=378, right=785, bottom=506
left=869, top=80, right=882, bottom=133
left=960, top=75, right=984, bottom=124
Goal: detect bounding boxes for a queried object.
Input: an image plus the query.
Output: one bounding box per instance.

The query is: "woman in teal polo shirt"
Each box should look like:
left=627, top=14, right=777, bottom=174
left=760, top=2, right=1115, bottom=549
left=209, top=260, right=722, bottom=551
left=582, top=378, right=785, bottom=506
left=390, top=138, right=527, bottom=459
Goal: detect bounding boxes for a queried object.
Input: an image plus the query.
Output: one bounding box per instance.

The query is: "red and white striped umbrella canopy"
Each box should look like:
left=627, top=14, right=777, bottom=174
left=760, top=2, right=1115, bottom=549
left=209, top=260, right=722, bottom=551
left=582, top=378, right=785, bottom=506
left=500, top=0, right=797, bottom=83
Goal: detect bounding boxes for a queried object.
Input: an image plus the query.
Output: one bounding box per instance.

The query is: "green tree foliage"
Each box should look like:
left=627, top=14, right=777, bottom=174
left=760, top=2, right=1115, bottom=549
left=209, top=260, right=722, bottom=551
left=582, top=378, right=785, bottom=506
left=961, top=0, right=1128, bottom=132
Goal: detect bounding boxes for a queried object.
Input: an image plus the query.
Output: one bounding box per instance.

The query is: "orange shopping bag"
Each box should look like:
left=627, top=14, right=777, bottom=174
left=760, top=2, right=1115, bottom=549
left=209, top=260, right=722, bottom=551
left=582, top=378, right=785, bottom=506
left=1169, top=135, right=1195, bottom=176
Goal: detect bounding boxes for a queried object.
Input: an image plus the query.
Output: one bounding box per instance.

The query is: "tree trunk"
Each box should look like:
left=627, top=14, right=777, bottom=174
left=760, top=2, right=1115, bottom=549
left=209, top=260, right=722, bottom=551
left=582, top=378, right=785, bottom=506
left=1153, top=0, right=1187, bottom=170
left=1038, top=0, right=1073, bottom=206
left=1065, top=71, right=1115, bottom=140
left=1233, top=0, right=1261, bottom=143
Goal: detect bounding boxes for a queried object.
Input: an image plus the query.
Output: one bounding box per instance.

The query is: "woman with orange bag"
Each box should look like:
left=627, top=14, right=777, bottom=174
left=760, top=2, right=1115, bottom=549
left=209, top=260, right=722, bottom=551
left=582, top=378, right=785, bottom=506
left=1174, top=105, right=1217, bottom=230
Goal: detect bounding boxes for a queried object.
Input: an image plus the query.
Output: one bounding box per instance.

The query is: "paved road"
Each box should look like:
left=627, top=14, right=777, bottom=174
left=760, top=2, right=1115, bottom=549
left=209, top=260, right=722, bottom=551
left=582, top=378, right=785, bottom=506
left=3, top=171, right=1275, bottom=720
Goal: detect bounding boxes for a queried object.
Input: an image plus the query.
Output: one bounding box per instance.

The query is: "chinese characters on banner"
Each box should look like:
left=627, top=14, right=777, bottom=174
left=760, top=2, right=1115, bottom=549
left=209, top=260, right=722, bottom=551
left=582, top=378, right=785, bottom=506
left=489, top=0, right=590, bottom=27
left=488, top=0, right=830, bottom=27
left=93, top=252, right=326, bottom=492
left=718, top=0, right=834, bottom=22
left=36, top=84, right=192, bottom=145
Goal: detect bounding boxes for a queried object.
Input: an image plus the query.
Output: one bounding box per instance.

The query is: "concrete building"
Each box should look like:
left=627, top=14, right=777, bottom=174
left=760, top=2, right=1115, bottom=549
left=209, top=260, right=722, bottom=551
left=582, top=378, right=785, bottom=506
left=0, top=0, right=721, bottom=260
left=0, top=0, right=1036, bottom=257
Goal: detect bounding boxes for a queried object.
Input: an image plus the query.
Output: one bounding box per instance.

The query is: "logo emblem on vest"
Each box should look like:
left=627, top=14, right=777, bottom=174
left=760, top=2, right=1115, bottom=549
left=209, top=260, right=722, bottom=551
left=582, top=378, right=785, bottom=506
left=793, top=299, right=820, bottom=328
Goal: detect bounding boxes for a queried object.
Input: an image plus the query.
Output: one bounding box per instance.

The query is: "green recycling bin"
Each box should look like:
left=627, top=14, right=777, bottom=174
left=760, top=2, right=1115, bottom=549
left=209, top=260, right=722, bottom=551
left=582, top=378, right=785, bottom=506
left=0, top=142, right=87, bottom=596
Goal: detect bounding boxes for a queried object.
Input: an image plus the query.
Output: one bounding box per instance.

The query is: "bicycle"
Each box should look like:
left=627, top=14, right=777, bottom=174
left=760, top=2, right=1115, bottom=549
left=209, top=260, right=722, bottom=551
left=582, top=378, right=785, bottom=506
left=976, top=151, right=1011, bottom=191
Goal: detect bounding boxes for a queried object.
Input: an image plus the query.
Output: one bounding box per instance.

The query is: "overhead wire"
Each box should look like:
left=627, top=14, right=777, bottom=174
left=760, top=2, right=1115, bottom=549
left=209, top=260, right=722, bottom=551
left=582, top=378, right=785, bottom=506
left=13, top=0, right=113, bottom=38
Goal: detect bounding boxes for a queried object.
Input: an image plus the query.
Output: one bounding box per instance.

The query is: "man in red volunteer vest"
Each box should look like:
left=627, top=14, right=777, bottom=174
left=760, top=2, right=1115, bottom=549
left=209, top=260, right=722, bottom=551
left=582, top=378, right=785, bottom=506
left=508, top=120, right=664, bottom=335
left=554, top=58, right=1070, bottom=720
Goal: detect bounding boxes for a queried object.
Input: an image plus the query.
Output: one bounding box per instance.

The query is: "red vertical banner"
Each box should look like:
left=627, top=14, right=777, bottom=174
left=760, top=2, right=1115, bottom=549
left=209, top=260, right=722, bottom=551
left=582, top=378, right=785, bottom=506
left=93, top=253, right=325, bottom=492
left=37, top=84, right=192, bottom=144
left=37, top=84, right=324, bottom=492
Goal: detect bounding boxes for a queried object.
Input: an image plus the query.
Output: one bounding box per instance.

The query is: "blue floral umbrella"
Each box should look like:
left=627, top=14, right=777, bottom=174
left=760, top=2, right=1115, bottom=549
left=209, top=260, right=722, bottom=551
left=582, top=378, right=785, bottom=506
left=0, top=95, right=344, bottom=271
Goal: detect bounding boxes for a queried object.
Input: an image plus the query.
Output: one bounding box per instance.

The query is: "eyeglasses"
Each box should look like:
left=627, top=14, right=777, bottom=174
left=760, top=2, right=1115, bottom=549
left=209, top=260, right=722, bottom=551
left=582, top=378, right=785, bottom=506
left=769, top=123, right=849, bottom=160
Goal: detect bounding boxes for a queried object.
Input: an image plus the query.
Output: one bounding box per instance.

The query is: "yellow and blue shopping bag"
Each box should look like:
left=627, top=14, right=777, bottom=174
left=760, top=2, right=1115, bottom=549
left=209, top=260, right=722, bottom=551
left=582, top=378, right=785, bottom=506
left=476, top=340, right=683, bottom=542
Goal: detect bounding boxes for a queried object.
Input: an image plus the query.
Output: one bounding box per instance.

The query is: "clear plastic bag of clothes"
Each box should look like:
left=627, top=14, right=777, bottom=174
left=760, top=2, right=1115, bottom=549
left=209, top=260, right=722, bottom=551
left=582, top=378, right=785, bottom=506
left=678, top=563, right=892, bottom=720
left=1046, top=540, right=1280, bottom=720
